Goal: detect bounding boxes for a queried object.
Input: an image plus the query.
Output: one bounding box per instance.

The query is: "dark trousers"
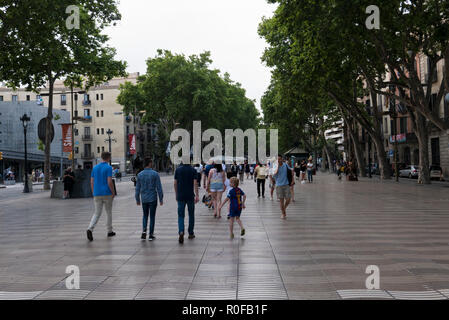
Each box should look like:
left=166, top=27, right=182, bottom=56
left=178, top=200, right=195, bottom=235
left=257, top=179, right=266, bottom=196
left=142, top=201, right=157, bottom=235
left=307, top=170, right=313, bottom=182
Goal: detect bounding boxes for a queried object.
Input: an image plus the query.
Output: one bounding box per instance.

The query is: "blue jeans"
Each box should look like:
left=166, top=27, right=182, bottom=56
left=178, top=200, right=195, bottom=235
left=142, top=201, right=157, bottom=235
left=307, top=170, right=313, bottom=182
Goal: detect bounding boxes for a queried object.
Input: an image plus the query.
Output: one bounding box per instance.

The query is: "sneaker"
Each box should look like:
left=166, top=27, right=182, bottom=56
left=107, top=232, right=116, bottom=237
left=188, top=234, right=195, bottom=240
left=179, top=232, right=184, bottom=244
left=86, top=230, right=93, bottom=241
left=230, top=233, right=234, bottom=239
left=262, top=195, right=265, bottom=198
left=149, top=235, right=156, bottom=241
left=141, top=232, right=146, bottom=240
left=241, top=228, right=245, bottom=236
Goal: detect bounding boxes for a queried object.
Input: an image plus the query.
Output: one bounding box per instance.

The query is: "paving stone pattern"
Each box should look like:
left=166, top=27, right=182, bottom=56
left=1, top=173, right=449, bottom=300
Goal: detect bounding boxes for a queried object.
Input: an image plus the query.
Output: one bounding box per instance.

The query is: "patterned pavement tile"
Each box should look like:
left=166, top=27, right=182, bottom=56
left=1, top=173, right=449, bottom=299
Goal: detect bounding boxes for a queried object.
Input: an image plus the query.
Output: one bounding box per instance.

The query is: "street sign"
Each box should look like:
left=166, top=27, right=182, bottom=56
left=389, top=150, right=394, bottom=157
left=38, top=118, right=55, bottom=143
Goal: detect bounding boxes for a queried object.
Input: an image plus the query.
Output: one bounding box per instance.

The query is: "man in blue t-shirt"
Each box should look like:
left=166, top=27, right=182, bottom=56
left=174, top=163, right=199, bottom=244
left=273, top=154, right=292, bottom=220
left=86, top=152, right=116, bottom=241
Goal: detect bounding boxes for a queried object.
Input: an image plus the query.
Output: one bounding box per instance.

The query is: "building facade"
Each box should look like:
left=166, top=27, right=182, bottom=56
left=0, top=72, right=148, bottom=173
left=0, top=101, right=71, bottom=182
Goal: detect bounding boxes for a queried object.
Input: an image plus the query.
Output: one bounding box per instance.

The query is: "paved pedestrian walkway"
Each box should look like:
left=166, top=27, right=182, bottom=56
left=1, top=173, right=449, bottom=300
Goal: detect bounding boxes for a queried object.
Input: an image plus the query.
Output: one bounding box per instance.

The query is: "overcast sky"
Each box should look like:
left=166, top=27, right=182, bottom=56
left=104, top=0, right=277, bottom=112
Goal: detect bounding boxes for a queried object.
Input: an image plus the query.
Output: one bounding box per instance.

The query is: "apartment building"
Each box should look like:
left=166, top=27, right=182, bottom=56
left=0, top=72, right=148, bottom=173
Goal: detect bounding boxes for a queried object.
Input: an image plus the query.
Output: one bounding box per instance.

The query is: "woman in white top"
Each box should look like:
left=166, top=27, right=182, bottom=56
left=307, top=158, right=314, bottom=183
left=207, top=164, right=226, bottom=218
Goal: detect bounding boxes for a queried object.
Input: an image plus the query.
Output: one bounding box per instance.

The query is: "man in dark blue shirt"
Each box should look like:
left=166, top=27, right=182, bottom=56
left=174, top=163, right=199, bottom=244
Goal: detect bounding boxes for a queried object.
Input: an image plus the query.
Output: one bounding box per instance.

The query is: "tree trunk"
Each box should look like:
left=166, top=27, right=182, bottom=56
left=415, top=114, right=431, bottom=184
left=43, top=78, right=54, bottom=190
left=351, top=128, right=366, bottom=177
left=371, top=134, right=391, bottom=180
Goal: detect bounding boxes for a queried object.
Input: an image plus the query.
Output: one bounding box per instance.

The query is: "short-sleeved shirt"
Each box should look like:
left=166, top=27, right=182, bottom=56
left=174, top=164, right=197, bottom=202
left=91, top=162, right=113, bottom=196
left=228, top=187, right=245, bottom=215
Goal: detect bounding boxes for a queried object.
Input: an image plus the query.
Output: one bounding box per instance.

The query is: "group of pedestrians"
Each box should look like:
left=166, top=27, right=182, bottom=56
left=86, top=152, right=314, bottom=243
left=85, top=152, right=244, bottom=243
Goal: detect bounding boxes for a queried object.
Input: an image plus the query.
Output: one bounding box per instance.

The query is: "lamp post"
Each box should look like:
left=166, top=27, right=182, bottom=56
left=20, top=113, right=31, bottom=193
left=105, top=129, right=116, bottom=166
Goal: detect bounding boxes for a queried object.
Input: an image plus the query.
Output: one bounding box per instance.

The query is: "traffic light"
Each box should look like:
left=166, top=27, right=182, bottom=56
left=0, top=151, right=3, bottom=160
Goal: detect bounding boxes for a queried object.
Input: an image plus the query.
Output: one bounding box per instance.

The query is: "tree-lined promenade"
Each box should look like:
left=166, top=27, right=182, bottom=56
left=259, top=0, right=449, bottom=184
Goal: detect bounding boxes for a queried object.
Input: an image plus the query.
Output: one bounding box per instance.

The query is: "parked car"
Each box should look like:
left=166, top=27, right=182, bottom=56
left=399, top=165, right=419, bottom=178
left=429, top=165, right=444, bottom=181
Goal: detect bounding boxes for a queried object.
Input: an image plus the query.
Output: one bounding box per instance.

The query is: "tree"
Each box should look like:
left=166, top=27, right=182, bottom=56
left=0, top=0, right=127, bottom=189
left=117, top=50, right=259, bottom=166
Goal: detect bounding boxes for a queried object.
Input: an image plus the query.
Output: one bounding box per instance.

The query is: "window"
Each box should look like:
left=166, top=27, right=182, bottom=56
left=430, top=93, right=438, bottom=115
left=126, top=126, right=130, bottom=135
left=101, top=110, right=104, bottom=117
left=102, top=146, right=105, bottom=152
left=101, top=128, right=104, bottom=135
left=0, top=95, right=3, bottom=101
left=75, top=147, right=79, bottom=154
left=400, top=117, right=407, bottom=134
left=61, top=94, right=67, bottom=106
left=12, top=95, right=18, bottom=102
left=97, top=128, right=100, bottom=135
left=96, top=110, right=99, bottom=117
left=84, top=127, right=90, bottom=135
left=101, top=94, right=104, bottom=100
left=431, top=138, right=440, bottom=165
left=74, top=129, right=79, bottom=136
left=97, top=147, right=100, bottom=154
left=84, top=109, right=90, bottom=117
left=74, top=110, right=78, bottom=118
left=75, top=94, right=78, bottom=101
left=96, top=94, right=99, bottom=100
left=26, top=95, right=30, bottom=101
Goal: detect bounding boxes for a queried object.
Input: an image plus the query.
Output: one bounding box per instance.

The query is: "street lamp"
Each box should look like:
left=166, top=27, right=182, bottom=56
left=20, top=113, right=31, bottom=193
left=105, top=129, right=117, bottom=165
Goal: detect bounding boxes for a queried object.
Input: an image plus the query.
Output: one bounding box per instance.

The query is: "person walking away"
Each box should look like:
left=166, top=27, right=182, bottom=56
left=203, top=160, right=214, bottom=189
left=336, top=161, right=342, bottom=180
left=207, top=164, right=226, bottom=218
left=244, top=161, right=250, bottom=180
left=268, top=164, right=276, bottom=201
left=294, top=162, right=301, bottom=181
left=273, top=155, right=292, bottom=219
left=86, top=152, right=116, bottom=241
left=300, top=160, right=307, bottom=183
left=194, top=163, right=203, bottom=189
left=307, top=158, right=314, bottom=183
left=238, top=163, right=244, bottom=183
left=230, top=161, right=238, bottom=178
left=220, top=177, right=246, bottom=239
left=224, top=172, right=233, bottom=219
left=250, top=164, right=255, bottom=180
left=288, top=164, right=295, bottom=202
left=255, top=162, right=267, bottom=198
left=63, top=167, right=75, bottom=199
left=174, top=162, right=199, bottom=244
left=135, top=158, right=163, bottom=241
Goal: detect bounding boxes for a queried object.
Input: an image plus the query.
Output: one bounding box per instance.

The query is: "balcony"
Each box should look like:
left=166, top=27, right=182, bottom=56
left=82, top=100, right=91, bottom=106
left=82, top=135, right=93, bottom=141
left=81, top=152, right=94, bottom=159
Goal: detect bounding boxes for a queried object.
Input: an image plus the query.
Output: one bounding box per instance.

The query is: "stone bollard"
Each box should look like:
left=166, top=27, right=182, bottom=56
left=50, top=181, right=64, bottom=199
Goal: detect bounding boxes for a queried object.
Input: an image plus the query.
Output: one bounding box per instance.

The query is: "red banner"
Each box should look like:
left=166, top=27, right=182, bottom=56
left=62, top=124, right=72, bottom=153
left=129, top=134, right=136, bottom=155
